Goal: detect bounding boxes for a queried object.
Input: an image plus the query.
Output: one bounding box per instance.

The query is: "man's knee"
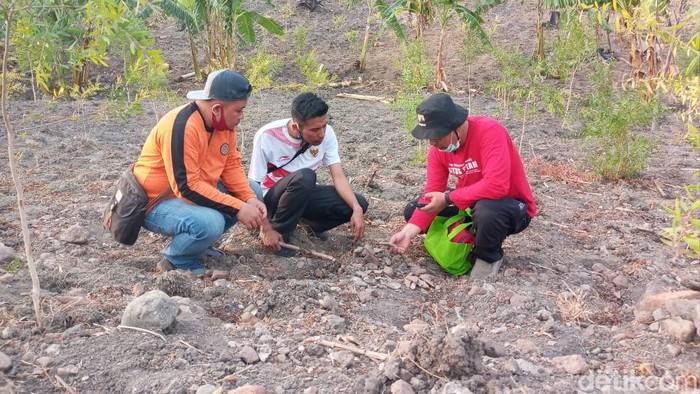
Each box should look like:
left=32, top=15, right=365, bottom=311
left=248, top=179, right=263, bottom=200
left=288, top=168, right=317, bottom=191
left=356, top=194, right=369, bottom=213
left=189, top=211, right=225, bottom=242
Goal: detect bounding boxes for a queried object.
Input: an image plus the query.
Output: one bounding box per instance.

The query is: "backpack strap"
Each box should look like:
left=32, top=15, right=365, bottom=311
left=267, top=142, right=310, bottom=174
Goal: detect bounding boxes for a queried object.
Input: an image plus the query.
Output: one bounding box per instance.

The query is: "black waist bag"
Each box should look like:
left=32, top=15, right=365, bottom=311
left=102, top=169, right=150, bottom=245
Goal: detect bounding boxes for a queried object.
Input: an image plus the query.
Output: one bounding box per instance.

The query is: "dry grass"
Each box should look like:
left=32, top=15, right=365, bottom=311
left=526, top=156, right=596, bottom=183
left=555, top=287, right=592, bottom=325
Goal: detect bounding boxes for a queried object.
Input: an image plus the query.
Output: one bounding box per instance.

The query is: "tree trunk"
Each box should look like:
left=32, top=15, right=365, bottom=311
left=536, top=0, right=545, bottom=61
left=188, top=33, right=202, bottom=80
left=2, top=6, right=44, bottom=330
left=434, top=22, right=447, bottom=89
left=359, top=18, right=371, bottom=72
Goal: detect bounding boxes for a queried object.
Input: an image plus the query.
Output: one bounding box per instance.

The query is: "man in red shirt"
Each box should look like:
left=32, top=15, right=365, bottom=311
left=389, top=94, right=536, bottom=280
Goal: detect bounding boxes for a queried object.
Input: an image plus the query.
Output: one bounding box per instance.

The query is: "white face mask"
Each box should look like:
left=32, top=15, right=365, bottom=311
left=438, top=130, right=460, bottom=153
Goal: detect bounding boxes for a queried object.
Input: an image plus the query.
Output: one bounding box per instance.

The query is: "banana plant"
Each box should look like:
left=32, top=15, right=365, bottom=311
left=153, top=0, right=208, bottom=79
left=433, top=0, right=497, bottom=89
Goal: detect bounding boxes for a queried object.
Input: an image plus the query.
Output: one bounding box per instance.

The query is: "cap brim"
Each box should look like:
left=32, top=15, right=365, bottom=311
left=186, top=90, right=208, bottom=100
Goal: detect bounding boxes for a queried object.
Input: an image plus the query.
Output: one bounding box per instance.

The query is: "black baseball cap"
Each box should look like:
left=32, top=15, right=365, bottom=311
left=411, top=93, right=468, bottom=139
left=186, top=69, right=252, bottom=101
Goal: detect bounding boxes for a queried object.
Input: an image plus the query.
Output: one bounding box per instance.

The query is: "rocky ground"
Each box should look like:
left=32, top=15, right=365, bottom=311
left=1, top=0, right=700, bottom=393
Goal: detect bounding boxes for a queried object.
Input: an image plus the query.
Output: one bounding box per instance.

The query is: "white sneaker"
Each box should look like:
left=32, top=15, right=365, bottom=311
left=468, top=258, right=502, bottom=280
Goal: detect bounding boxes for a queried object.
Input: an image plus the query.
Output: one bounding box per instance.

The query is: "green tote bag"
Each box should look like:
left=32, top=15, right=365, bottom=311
left=424, top=209, right=474, bottom=276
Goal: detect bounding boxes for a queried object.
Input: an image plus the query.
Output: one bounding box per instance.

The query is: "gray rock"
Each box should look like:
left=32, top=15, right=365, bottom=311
left=551, top=354, right=589, bottom=375
left=665, top=299, right=700, bottom=320
left=2, top=326, right=18, bottom=339
left=44, top=344, right=61, bottom=356
left=693, top=304, right=700, bottom=337
left=36, top=356, right=55, bottom=368
left=440, top=381, right=474, bottom=394
left=324, top=314, right=345, bottom=330
left=504, top=358, right=521, bottom=374
left=535, top=309, right=552, bottom=321
left=509, top=294, right=534, bottom=309
left=612, top=275, right=629, bottom=288
left=330, top=350, right=354, bottom=369
left=56, top=365, right=80, bottom=377
left=661, top=317, right=696, bottom=342
left=0, top=352, right=12, bottom=372
left=61, top=224, right=91, bottom=244
left=120, top=290, right=179, bottom=333
left=667, top=344, right=681, bottom=357
left=652, top=308, right=670, bottom=321
left=390, top=379, right=415, bottom=394
left=319, top=295, right=339, bottom=310
left=228, top=385, right=267, bottom=394
left=0, top=242, right=14, bottom=263
left=240, top=345, right=260, bottom=364
left=195, top=384, right=218, bottom=394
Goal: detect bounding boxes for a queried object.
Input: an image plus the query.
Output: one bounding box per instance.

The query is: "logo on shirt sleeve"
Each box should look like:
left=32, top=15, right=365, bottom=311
left=220, top=143, right=230, bottom=156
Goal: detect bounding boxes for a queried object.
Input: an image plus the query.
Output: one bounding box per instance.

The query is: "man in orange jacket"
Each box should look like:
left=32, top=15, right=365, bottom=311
left=134, top=69, right=283, bottom=274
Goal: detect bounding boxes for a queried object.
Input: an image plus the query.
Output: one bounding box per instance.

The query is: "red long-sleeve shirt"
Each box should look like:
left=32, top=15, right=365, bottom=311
left=409, top=116, right=537, bottom=232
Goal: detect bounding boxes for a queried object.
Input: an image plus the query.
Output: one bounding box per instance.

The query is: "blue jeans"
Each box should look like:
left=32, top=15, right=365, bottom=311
left=143, top=180, right=263, bottom=268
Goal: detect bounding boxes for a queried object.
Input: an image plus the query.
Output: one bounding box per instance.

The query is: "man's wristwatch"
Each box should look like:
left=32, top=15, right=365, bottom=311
left=444, top=191, right=455, bottom=207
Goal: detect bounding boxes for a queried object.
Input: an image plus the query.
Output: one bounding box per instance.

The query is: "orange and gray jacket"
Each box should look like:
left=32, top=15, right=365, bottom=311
left=133, top=102, right=256, bottom=217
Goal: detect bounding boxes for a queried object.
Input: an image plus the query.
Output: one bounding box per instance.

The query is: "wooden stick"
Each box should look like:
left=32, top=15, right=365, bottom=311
left=55, top=375, right=79, bottom=394
left=280, top=242, right=336, bottom=261
left=177, top=71, right=196, bottom=82
left=364, top=165, right=379, bottom=189
left=117, top=325, right=166, bottom=341
left=314, top=338, right=388, bottom=361
left=336, top=93, right=393, bottom=103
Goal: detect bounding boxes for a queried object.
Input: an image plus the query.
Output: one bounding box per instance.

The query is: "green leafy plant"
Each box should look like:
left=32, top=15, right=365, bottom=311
left=245, top=47, right=281, bottom=90
left=346, top=30, right=359, bottom=50
left=579, top=63, right=661, bottom=179
left=486, top=43, right=532, bottom=118
left=293, top=26, right=329, bottom=88
left=395, top=38, right=434, bottom=92
left=3, top=257, right=25, bottom=274
left=661, top=183, right=700, bottom=258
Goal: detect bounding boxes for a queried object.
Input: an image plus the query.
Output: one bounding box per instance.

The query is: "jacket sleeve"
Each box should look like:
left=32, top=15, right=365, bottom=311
left=407, top=148, right=449, bottom=232
left=450, top=124, right=512, bottom=209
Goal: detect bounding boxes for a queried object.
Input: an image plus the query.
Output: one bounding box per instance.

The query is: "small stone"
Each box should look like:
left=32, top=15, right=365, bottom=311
left=319, top=295, right=339, bottom=310
left=357, top=290, right=372, bottom=302
left=61, top=224, right=91, bottom=244
left=0, top=242, right=14, bottom=263
left=390, top=379, right=415, bottom=394
left=44, top=344, right=61, bottom=356
left=509, top=294, right=534, bottom=309
left=693, top=304, right=700, bottom=337
left=649, top=322, right=660, bottom=332
left=661, top=317, right=696, bottom=342
left=36, top=356, right=55, bottom=368
left=56, top=365, right=80, bottom=377
left=330, top=351, right=354, bottom=369
left=552, top=354, right=588, bottom=375
left=612, top=275, right=629, bottom=288
left=535, top=309, right=552, bottom=321
left=652, top=309, right=670, bottom=321
left=0, top=352, right=12, bottom=372
left=1, top=326, right=18, bottom=339
left=504, top=358, right=521, bottom=374
left=211, top=270, right=229, bottom=281
left=195, top=384, right=218, bottom=394
left=120, top=290, right=179, bottom=333
left=515, top=339, right=536, bottom=354
left=156, top=260, right=173, bottom=272
left=324, top=315, right=345, bottom=330
left=239, top=345, right=259, bottom=364
left=667, top=344, right=681, bottom=357
left=468, top=286, right=486, bottom=296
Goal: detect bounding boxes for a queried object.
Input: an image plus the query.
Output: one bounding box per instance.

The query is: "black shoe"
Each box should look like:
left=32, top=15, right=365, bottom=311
left=308, top=228, right=329, bottom=241
left=277, top=246, right=297, bottom=257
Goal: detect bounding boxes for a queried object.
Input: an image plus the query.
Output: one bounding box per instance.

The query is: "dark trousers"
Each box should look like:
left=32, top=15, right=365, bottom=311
left=264, top=168, right=369, bottom=239
left=404, top=197, right=531, bottom=263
